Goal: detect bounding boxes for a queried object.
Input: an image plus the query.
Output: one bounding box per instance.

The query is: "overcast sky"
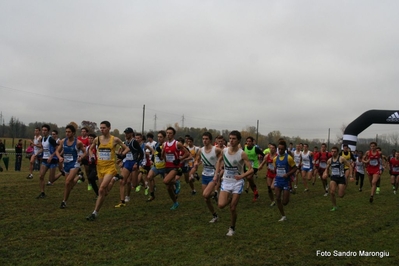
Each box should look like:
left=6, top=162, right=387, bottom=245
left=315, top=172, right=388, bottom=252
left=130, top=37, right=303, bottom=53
left=1, top=0, right=398, bottom=141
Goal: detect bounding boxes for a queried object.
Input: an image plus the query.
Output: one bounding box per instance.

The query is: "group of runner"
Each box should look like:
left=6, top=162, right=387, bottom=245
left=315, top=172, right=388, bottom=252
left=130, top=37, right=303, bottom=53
left=24, top=122, right=399, bottom=236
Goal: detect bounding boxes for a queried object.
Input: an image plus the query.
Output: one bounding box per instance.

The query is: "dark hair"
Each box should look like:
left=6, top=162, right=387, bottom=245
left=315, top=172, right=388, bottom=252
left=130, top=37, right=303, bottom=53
left=278, top=140, right=287, bottom=150
left=146, top=132, right=154, bottom=139
left=216, top=135, right=224, bottom=140
left=52, top=130, right=58, bottom=135
left=88, top=133, right=97, bottom=138
left=177, top=137, right=185, bottom=144
left=331, top=146, right=339, bottom=151
left=100, top=121, right=111, bottom=128
left=158, top=130, right=166, bottom=137
left=185, top=134, right=190, bottom=138
left=42, top=124, right=50, bottom=131
left=66, top=124, right=76, bottom=133
left=270, top=143, right=277, bottom=149
left=202, top=132, right=213, bottom=141
left=35, top=127, right=40, bottom=131
left=81, top=127, right=89, bottom=132
left=246, top=136, right=254, bottom=142
left=229, top=130, right=241, bottom=141
left=166, top=127, right=176, bottom=135
left=370, top=141, right=377, bottom=146
left=187, top=136, right=194, bottom=142
left=343, top=144, right=348, bottom=148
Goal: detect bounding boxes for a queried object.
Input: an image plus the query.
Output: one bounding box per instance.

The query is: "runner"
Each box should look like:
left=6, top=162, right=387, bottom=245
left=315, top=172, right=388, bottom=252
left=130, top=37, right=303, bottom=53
left=214, top=130, right=254, bottom=236
left=86, top=121, right=130, bottom=220
left=300, top=144, right=313, bottom=192
left=145, top=130, right=166, bottom=202
left=273, top=140, right=297, bottom=221
left=323, top=146, right=353, bottom=211
left=339, top=144, right=356, bottom=185
left=317, top=143, right=331, bottom=196
left=36, top=124, right=59, bottom=199
left=27, top=127, right=42, bottom=179
left=362, top=142, right=381, bottom=203
left=184, top=136, right=200, bottom=195
left=114, top=128, right=143, bottom=207
left=389, top=151, right=399, bottom=194
left=355, top=151, right=365, bottom=192
left=259, top=143, right=277, bottom=206
left=192, top=132, right=222, bottom=223
left=162, top=127, right=189, bottom=210
left=243, top=136, right=263, bottom=201
left=56, top=124, right=86, bottom=207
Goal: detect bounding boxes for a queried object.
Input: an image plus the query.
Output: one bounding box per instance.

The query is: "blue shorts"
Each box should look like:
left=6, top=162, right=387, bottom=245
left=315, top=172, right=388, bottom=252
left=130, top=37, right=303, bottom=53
left=64, top=161, right=80, bottom=173
left=150, top=167, right=166, bottom=178
left=302, top=167, right=312, bottom=172
left=201, top=175, right=213, bottom=185
left=274, top=176, right=290, bottom=190
left=123, top=160, right=137, bottom=172
left=41, top=160, right=58, bottom=169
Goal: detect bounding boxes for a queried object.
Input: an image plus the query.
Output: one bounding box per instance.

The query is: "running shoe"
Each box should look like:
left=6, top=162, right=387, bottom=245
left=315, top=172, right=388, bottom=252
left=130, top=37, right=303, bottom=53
left=115, top=202, right=126, bottom=208
left=144, top=186, right=149, bottom=196
left=191, top=190, right=197, bottom=195
left=124, top=196, right=130, bottom=202
left=209, top=216, right=219, bottom=223
left=324, top=192, right=329, bottom=197
left=146, top=196, right=155, bottom=202
left=394, top=190, right=396, bottom=195
left=376, top=187, right=380, bottom=195
left=393, top=186, right=396, bottom=190
left=226, top=228, right=235, bottom=236
left=278, top=216, right=287, bottom=222
left=170, top=202, right=179, bottom=210
left=359, top=188, right=362, bottom=192
left=270, top=201, right=276, bottom=207
left=136, top=185, right=142, bottom=192
left=26, top=174, right=33, bottom=179
left=304, top=188, right=309, bottom=192
left=60, top=201, right=67, bottom=209
left=253, top=189, right=259, bottom=202
left=369, top=196, right=374, bottom=203
left=86, top=213, right=97, bottom=221
left=330, top=206, right=337, bottom=212
left=46, top=181, right=53, bottom=186
left=36, top=192, right=46, bottom=199
left=88, top=184, right=92, bottom=191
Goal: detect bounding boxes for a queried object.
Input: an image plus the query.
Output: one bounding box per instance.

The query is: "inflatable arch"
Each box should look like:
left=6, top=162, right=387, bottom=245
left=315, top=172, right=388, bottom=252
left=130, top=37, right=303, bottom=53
left=343, top=109, right=399, bottom=150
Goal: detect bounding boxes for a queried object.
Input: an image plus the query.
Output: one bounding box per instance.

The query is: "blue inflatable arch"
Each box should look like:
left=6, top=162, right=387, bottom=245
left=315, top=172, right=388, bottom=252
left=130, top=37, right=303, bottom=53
left=342, top=109, right=399, bottom=150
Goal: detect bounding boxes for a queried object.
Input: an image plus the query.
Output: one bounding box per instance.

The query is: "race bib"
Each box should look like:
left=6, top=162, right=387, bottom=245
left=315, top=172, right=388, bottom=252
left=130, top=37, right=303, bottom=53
left=166, top=153, right=175, bottom=162
left=276, top=168, right=286, bottom=177
left=250, top=160, right=254, bottom=167
left=98, top=149, right=111, bottom=160
left=225, top=168, right=238, bottom=179
left=393, top=167, right=399, bottom=172
left=332, top=168, right=340, bottom=176
left=268, top=163, right=275, bottom=171
left=43, top=149, right=50, bottom=159
left=369, top=159, right=378, bottom=166
left=203, top=165, right=215, bottom=176
left=303, top=160, right=310, bottom=168
left=126, top=152, right=133, bottom=160
left=320, top=162, right=327, bottom=168
left=64, top=154, right=73, bottom=163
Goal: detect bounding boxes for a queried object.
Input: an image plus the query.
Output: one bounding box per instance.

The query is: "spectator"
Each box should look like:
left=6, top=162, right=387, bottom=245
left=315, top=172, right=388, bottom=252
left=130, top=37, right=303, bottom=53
left=15, top=139, right=23, bottom=171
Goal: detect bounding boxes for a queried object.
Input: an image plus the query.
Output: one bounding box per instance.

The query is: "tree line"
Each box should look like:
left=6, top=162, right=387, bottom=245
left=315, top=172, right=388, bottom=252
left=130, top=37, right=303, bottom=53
left=0, top=114, right=398, bottom=154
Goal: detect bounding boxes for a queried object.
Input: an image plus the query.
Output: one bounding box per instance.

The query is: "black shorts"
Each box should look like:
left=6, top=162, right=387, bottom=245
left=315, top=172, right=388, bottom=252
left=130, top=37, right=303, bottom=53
left=331, top=176, right=346, bottom=185
left=165, top=167, right=182, bottom=176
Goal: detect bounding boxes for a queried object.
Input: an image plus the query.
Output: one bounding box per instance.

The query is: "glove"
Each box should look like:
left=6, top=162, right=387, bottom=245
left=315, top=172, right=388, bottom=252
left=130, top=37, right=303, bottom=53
left=117, top=153, right=126, bottom=160
left=173, top=159, right=181, bottom=166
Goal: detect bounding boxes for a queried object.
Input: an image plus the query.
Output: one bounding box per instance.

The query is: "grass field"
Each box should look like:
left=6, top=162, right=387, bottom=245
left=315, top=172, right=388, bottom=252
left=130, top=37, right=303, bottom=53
left=0, top=156, right=398, bottom=265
